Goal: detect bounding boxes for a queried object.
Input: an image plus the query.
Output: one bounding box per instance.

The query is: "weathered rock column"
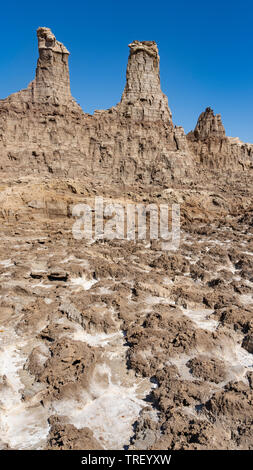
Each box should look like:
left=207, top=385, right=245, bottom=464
left=117, top=40, right=172, bottom=123
left=32, top=27, right=72, bottom=105
left=192, top=107, right=226, bottom=140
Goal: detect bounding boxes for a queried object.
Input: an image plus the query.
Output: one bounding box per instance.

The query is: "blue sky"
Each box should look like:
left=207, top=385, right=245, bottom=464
left=1, top=0, right=252, bottom=142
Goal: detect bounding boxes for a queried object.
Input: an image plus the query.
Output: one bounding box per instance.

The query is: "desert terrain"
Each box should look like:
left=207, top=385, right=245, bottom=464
left=0, top=28, right=252, bottom=450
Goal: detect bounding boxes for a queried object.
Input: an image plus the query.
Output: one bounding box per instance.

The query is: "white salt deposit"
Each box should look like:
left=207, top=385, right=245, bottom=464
left=94, top=286, right=113, bottom=295
left=32, top=282, right=53, bottom=289
left=181, top=307, right=218, bottom=332
left=71, top=275, right=97, bottom=291
left=145, top=295, right=174, bottom=306
left=167, top=354, right=195, bottom=381
left=233, top=344, right=253, bottom=371
left=52, top=363, right=151, bottom=449
left=239, top=294, right=253, bottom=305
left=242, top=251, right=253, bottom=256
left=0, top=328, right=49, bottom=449
left=50, top=316, right=154, bottom=449
left=72, top=330, right=121, bottom=347
left=0, top=259, right=14, bottom=268
left=215, top=342, right=253, bottom=384
left=57, top=317, right=122, bottom=347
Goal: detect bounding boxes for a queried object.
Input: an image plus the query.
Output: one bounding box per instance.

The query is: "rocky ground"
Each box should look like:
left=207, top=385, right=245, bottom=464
left=0, top=172, right=252, bottom=450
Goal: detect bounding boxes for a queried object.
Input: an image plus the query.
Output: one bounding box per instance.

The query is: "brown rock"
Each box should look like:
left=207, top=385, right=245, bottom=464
left=186, top=356, right=226, bottom=383
left=192, top=107, right=226, bottom=140
left=117, top=40, right=172, bottom=122
left=242, top=335, right=253, bottom=354
left=46, top=415, right=102, bottom=450
left=0, top=28, right=193, bottom=182
left=187, top=107, right=253, bottom=170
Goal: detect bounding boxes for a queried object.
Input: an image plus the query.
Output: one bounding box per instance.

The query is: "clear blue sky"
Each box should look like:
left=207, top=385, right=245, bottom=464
left=1, top=0, right=252, bottom=142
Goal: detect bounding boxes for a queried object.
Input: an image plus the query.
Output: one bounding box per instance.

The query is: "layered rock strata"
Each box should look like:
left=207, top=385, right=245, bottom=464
left=0, top=28, right=252, bottom=183
left=0, top=26, right=253, bottom=453
left=33, top=27, right=72, bottom=105
left=192, top=107, right=226, bottom=140
left=116, top=40, right=172, bottom=122
left=3, top=27, right=76, bottom=107
left=187, top=107, right=253, bottom=170
left=0, top=28, right=192, bottom=183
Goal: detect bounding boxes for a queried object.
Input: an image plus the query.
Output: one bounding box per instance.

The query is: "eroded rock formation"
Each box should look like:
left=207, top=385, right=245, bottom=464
left=192, top=107, right=226, bottom=140
left=0, top=28, right=191, bottom=182
left=0, top=27, right=252, bottom=181
left=117, top=40, right=172, bottom=122
left=33, top=27, right=72, bottom=105
left=0, top=29, right=253, bottom=450
left=1, top=173, right=253, bottom=450
left=4, top=27, right=76, bottom=108
left=187, top=107, right=253, bottom=170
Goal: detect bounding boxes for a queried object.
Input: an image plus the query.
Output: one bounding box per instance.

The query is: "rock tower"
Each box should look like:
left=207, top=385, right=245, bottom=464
left=32, top=27, right=72, bottom=104
left=0, top=27, right=251, bottom=180
left=117, top=40, right=172, bottom=122
left=187, top=107, right=253, bottom=169
left=192, top=107, right=226, bottom=140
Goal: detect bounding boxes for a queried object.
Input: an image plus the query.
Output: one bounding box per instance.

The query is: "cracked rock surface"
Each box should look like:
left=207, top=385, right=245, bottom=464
left=0, top=174, right=252, bottom=450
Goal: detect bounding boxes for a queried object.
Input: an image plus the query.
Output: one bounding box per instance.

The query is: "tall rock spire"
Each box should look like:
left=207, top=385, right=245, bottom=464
left=117, top=40, right=172, bottom=123
left=32, top=27, right=72, bottom=104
